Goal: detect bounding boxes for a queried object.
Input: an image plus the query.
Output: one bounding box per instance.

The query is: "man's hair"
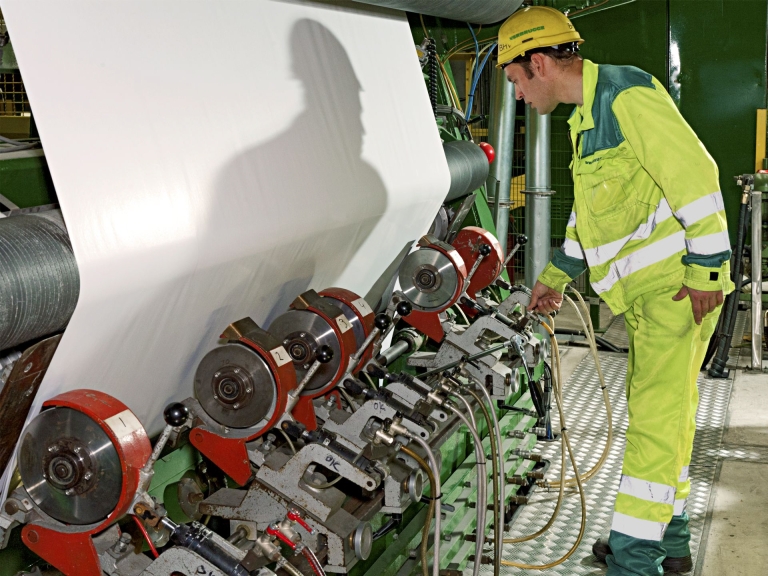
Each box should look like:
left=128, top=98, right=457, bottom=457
left=513, top=43, right=581, bottom=79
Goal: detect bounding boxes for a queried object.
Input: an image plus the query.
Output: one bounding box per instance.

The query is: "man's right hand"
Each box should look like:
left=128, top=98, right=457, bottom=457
left=527, top=281, right=564, bottom=314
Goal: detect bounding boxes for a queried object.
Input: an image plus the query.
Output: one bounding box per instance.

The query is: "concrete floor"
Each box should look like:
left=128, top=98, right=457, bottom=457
left=699, top=368, right=768, bottom=576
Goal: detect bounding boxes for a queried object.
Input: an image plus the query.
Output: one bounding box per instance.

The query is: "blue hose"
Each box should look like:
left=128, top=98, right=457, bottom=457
left=465, top=42, right=497, bottom=121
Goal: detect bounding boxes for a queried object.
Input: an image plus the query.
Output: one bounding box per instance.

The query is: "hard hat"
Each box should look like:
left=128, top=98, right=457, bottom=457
left=497, top=6, right=583, bottom=68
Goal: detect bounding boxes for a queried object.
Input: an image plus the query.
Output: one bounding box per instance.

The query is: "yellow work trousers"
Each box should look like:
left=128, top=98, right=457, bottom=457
left=606, top=285, right=720, bottom=576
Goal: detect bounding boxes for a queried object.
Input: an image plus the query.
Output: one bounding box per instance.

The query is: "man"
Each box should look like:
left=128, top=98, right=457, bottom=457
left=496, top=6, right=733, bottom=576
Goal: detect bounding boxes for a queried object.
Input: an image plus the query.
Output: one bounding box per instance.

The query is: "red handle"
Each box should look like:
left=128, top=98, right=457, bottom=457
left=287, top=510, right=315, bottom=534
left=266, top=525, right=296, bottom=550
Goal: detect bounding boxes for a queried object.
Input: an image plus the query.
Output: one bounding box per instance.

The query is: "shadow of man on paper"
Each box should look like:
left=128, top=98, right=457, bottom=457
left=203, top=17, right=388, bottom=325
left=160, top=17, right=390, bottom=404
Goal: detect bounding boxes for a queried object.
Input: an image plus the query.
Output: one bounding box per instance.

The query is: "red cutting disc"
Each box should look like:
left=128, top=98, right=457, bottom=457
left=21, top=389, right=151, bottom=576
left=452, top=226, right=504, bottom=298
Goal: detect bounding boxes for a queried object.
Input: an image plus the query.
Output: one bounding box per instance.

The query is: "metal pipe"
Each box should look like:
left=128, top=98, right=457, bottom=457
left=376, top=339, right=410, bottom=365
left=523, top=106, right=553, bottom=289
left=486, top=68, right=516, bottom=256
left=751, top=189, right=764, bottom=369
left=347, top=0, right=523, bottom=25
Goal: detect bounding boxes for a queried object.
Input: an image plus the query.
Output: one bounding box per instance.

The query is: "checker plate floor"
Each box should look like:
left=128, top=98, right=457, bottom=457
left=474, top=313, right=747, bottom=575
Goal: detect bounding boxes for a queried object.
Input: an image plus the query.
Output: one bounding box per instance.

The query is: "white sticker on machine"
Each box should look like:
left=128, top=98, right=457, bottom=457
left=351, top=297, right=373, bottom=317
left=336, top=316, right=352, bottom=333
left=270, top=347, right=293, bottom=367
left=104, top=409, right=145, bottom=443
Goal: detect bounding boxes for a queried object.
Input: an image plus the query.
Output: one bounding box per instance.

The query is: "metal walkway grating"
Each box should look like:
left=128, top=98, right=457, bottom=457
left=473, top=312, right=747, bottom=575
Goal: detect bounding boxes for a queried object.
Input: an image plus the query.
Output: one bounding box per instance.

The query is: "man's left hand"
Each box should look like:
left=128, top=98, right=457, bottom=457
left=672, top=286, right=723, bottom=325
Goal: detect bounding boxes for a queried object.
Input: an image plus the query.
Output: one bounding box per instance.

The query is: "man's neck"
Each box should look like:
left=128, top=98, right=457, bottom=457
left=558, top=58, right=584, bottom=107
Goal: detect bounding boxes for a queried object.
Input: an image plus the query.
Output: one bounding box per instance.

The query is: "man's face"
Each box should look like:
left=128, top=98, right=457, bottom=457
left=503, top=59, right=560, bottom=115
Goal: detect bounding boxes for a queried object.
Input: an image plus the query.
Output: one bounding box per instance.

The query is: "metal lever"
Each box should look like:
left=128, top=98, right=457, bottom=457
left=502, top=234, right=528, bottom=268
left=509, top=338, right=545, bottom=418
left=266, top=525, right=298, bottom=550
left=141, top=402, right=189, bottom=479
left=464, top=243, right=492, bottom=288
left=284, top=346, right=334, bottom=416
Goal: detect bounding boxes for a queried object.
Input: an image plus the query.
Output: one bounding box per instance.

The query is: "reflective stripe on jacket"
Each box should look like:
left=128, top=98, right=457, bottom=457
left=538, top=60, right=734, bottom=314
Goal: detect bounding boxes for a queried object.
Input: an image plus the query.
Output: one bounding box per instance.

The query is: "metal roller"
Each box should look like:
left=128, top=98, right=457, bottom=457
left=0, top=210, right=79, bottom=352
left=194, top=343, right=278, bottom=429
left=347, top=0, right=523, bottom=25
left=443, top=141, right=491, bottom=203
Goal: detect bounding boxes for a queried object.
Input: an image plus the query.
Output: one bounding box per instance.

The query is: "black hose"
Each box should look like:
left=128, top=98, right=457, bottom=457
left=707, top=198, right=750, bottom=376
left=427, top=38, right=437, bottom=118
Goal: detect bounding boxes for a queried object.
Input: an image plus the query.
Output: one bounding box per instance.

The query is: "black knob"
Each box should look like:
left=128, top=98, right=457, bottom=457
left=343, top=378, right=364, bottom=396
left=366, top=363, right=388, bottom=380
left=478, top=244, right=492, bottom=257
left=316, top=345, right=334, bottom=364
left=164, top=403, right=189, bottom=427
left=395, top=301, right=412, bottom=317
left=374, top=313, right=391, bottom=331
left=281, top=420, right=305, bottom=440
left=516, top=234, right=528, bottom=246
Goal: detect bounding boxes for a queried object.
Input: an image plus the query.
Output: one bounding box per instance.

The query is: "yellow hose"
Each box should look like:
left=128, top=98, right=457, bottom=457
left=547, top=289, right=614, bottom=488
left=500, top=321, right=588, bottom=570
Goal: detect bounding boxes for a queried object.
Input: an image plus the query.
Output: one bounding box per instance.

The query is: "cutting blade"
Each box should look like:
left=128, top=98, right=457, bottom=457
left=268, top=309, right=342, bottom=393
left=194, top=343, right=278, bottom=429
left=19, top=407, right=122, bottom=525
left=399, top=248, right=459, bottom=312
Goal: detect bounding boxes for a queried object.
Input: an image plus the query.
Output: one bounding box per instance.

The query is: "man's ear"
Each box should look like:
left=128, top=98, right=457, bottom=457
left=530, top=52, right=547, bottom=78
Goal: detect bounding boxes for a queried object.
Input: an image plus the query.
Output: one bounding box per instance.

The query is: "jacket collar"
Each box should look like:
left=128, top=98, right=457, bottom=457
left=567, top=59, right=597, bottom=133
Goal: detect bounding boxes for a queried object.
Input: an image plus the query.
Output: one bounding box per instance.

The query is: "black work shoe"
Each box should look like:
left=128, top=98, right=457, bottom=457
left=592, top=538, right=694, bottom=574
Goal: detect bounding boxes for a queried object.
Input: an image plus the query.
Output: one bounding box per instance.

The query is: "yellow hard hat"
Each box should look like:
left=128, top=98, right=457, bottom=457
left=497, top=6, right=583, bottom=68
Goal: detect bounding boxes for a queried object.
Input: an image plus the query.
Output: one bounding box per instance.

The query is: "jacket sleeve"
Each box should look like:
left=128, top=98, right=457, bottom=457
left=612, top=83, right=733, bottom=293
left=537, top=209, right=587, bottom=293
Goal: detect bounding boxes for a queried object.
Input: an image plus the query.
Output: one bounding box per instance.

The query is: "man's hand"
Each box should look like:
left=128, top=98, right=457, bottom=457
left=527, top=281, right=564, bottom=314
left=672, top=286, right=724, bottom=325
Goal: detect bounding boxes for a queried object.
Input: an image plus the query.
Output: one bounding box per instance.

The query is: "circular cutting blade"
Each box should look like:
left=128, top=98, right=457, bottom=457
left=268, top=309, right=342, bottom=393
left=195, top=343, right=278, bottom=429
left=19, top=407, right=122, bottom=526
left=399, top=248, right=459, bottom=312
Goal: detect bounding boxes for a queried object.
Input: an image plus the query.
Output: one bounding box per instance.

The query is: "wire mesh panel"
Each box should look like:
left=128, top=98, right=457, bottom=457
left=0, top=14, right=30, bottom=117
left=505, top=115, right=586, bottom=291
left=0, top=72, right=31, bottom=116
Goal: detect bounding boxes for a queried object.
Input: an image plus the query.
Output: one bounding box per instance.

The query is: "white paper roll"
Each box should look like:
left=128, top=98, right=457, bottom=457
left=1, top=0, right=449, bottom=494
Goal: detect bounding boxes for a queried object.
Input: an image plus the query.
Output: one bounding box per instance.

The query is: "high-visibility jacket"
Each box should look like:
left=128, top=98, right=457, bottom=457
left=537, top=59, right=734, bottom=313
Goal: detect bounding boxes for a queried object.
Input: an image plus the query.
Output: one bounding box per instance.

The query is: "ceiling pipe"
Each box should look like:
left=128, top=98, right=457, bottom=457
left=347, top=0, right=523, bottom=25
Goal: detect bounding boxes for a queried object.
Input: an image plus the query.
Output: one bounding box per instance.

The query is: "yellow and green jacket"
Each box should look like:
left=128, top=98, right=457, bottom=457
left=537, top=59, right=734, bottom=314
